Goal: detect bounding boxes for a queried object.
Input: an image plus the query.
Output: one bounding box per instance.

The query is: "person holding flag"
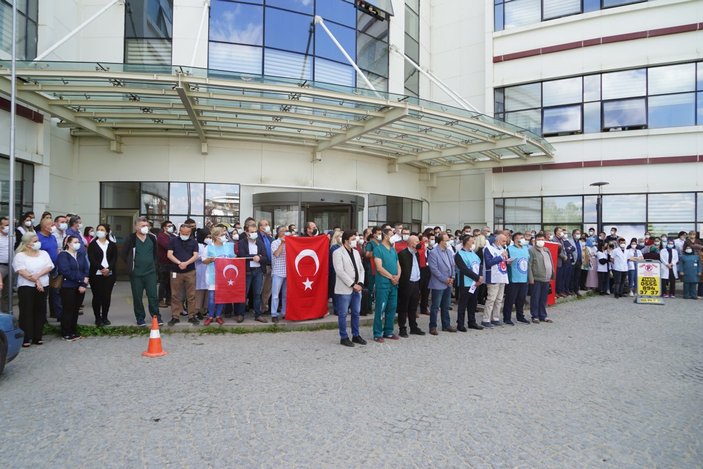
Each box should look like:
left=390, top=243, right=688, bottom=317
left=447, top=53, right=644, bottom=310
left=202, top=226, right=236, bottom=326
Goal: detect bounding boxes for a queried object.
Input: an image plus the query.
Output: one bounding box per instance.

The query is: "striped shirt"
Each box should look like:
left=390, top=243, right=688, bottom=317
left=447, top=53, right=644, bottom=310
left=271, top=238, right=287, bottom=277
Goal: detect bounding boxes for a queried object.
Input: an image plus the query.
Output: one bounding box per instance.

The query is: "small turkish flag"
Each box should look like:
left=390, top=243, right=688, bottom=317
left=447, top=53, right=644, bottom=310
left=285, top=235, right=329, bottom=321
left=215, top=258, right=246, bottom=304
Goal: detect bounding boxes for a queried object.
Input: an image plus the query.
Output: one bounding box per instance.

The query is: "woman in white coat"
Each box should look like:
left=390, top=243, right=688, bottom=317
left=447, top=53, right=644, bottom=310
left=660, top=239, right=679, bottom=298
left=332, top=231, right=367, bottom=347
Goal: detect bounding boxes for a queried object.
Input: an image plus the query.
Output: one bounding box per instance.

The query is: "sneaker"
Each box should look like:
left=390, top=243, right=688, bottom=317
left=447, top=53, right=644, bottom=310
left=71, top=334, right=82, bottom=340
left=102, top=319, right=111, bottom=326
left=384, top=334, right=400, bottom=340
left=136, top=319, right=147, bottom=327
left=188, top=317, right=200, bottom=325
left=543, top=318, right=553, bottom=323
left=490, top=320, right=502, bottom=326
left=481, top=321, right=494, bottom=328
left=157, top=318, right=164, bottom=326
left=629, top=291, right=634, bottom=297
left=532, top=318, right=540, bottom=324
left=204, top=317, right=213, bottom=326
left=373, top=337, right=385, bottom=343
left=340, top=338, right=355, bottom=347
left=216, top=317, right=225, bottom=325
left=63, top=336, right=74, bottom=342
left=167, top=318, right=180, bottom=326
left=352, top=336, right=367, bottom=345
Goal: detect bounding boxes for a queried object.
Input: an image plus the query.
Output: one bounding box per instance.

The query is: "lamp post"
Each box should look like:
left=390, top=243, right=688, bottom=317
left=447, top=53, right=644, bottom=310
left=590, top=181, right=610, bottom=236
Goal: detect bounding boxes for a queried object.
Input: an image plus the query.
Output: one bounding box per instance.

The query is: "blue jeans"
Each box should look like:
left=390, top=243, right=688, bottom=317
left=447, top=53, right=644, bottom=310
left=430, top=287, right=451, bottom=330
left=207, top=290, right=224, bottom=318
left=237, top=267, right=263, bottom=317
left=335, top=291, right=361, bottom=339
left=530, top=281, right=549, bottom=320
left=373, top=283, right=397, bottom=338
left=271, top=274, right=286, bottom=318
left=50, top=287, right=63, bottom=318
left=628, top=269, right=637, bottom=293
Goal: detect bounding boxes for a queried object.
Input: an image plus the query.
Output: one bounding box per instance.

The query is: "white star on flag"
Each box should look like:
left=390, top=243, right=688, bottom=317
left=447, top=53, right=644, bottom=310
left=227, top=280, right=234, bottom=286
left=302, top=277, right=314, bottom=290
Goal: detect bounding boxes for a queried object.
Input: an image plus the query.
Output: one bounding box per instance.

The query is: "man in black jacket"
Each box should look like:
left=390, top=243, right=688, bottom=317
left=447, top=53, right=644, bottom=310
left=236, top=221, right=269, bottom=323
left=397, top=235, right=425, bottom=337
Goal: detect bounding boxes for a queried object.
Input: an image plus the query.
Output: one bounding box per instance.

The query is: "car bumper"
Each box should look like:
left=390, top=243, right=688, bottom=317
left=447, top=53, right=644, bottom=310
left=6, top=328, right=24, bottom=362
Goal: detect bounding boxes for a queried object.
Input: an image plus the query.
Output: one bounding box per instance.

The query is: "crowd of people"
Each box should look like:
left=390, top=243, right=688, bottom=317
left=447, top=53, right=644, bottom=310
left=2, top=210, right=701, bottom=348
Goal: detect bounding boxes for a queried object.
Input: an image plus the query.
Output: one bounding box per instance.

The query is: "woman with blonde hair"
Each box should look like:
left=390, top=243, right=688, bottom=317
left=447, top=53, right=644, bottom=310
left=13, top=232, right=54, bottom=346
left=202, top=225, right=235, bottom=325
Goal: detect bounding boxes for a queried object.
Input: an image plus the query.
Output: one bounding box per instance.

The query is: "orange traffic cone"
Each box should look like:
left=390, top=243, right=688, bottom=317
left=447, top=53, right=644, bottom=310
left=142, top=315, right=167, bottom=358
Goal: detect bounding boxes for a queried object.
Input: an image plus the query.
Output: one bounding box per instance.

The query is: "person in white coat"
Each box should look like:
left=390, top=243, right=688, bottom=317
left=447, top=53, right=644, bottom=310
left=660, top=240, right=679, bottom=298
left=332, top=231, right=367, bottom=347
left=625, top=238, right=644, bottom=297
left=610, top=238, right=629, bottom=299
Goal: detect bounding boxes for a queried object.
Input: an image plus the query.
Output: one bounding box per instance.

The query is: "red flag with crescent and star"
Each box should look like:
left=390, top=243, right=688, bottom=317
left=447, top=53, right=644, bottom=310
left=285, top=235, right=329, bottom=321
left=215, top=258, right=246, bottom=304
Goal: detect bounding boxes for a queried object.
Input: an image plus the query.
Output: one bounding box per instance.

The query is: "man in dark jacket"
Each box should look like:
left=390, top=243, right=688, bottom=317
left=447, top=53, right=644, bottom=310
left=156, top=220, right=175, bottom=308
left=397, top=235, right=425, bottom=337
left=121, top=216, right=160, bottom=326
left=167, top=224, right=199, bottom=326
left=236, top=221, right=269, bottom=323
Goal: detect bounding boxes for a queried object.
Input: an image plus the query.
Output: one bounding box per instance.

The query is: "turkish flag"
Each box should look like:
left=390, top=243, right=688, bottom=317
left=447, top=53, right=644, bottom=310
left=394, top=240, right=408, bottom=253
left=215, top=258, right=246, bottom=304
left=285, top=235, right=329, bottom=321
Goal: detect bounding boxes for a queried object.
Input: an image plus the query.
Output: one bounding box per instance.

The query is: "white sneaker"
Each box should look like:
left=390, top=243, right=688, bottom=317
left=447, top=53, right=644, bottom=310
left=629, top=292, right=634, bottom=297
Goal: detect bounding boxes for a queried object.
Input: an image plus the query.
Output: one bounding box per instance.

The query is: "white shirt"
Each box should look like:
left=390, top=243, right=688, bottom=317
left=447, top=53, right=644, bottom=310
left=95, top=239, right=110, bottom=274
left=625, top=247, right=642, bottom=270
left=611, top=248, right=629, bottom=272
left=248, top=240, right=260, bottom=268
left=596, top=251, right=609, bottom=273
left=13, top=251, right=54, bottom=287
left=53, top=230, right=67, bottom=252
left=0, top=232, right=9, bottom=263
left=408, top=247, right=421, bottom=282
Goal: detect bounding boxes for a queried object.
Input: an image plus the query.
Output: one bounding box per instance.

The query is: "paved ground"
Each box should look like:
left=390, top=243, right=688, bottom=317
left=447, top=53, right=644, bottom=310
left=1, top=295, right=701, bottom=468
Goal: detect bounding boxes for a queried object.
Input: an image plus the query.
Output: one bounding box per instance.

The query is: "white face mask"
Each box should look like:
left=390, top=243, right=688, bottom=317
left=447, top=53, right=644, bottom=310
left=31, top=241, right=42, bottom=251
left=24, top=220, right=33, bottom=227
left=429, top=240, right=436, bottom=247
left=520, top=239, right=528, bottom=246
left=574, top=233, right=581, bottom=238
left=166, top=226, right=174, bottom=234
left=180, top=235, right=190, bottom=241
left=219, top=235, right=228, bottom=243
left=630, top=244, right=637, bottom=249
left=249, top=232, right=258, bottom=240
left=375, top=234, right=382, bottom=241
left=562, top=233, right=569, bottom=239
left=232, top=234, right=239, bottom=241
left=263, top=226, right=271, bottom=234
left=204, top=238, right=213, bottom=245
left=71, top=242, right=81, bottom=251
left=59, top=223, right=68, bottom=231
left=78, top=223, right=83, bottom=230
left=536, top=240, right=545, bottom=248
left=350, top=238, right=358, bottom=248
left=402, top=235, right=410, bottom=241
left=685, top=249, right=693, bottom=254
left=1, top=226, right=9, bottom=234
left=237, top=228, right=244, bottom=234
left=139, top=226, right=149, bottom=235
left=619, top=243, right=627, bottom=249
left=95, top=231, right=106, bottom=239
left=89, top=231, right=95, bottom=237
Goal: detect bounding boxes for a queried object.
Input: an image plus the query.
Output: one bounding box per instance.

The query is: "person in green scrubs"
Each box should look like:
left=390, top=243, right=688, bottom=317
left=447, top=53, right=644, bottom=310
left=373, top=228, right=401, bottom=342
left=122, top=217, right=161, bottom=326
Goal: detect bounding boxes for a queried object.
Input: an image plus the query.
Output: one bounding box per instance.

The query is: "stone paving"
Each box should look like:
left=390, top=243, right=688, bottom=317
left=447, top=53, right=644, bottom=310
left=1, top=295, right=702, bottom=468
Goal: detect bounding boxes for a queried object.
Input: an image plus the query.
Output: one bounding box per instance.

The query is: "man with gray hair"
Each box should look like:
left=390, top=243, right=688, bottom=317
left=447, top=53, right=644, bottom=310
left=122, top=217, right=161, bottom=326
left=482, top=233, right=510, bottom=328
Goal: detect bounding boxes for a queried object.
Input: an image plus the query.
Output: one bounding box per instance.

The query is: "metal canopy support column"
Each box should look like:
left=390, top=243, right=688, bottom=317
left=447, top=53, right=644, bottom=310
left=34, top=0, right=123, bottom=62
left=7, top=0, right=17, bottom=310
left=175, top=82, right=208, bottom=154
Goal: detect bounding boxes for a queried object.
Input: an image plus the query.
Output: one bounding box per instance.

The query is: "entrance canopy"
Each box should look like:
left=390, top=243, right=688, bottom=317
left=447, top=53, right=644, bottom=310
left=0, top=61, right=554, bottom=173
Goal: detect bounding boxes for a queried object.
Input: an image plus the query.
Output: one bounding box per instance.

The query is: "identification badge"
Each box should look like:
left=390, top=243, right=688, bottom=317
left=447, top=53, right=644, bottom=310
left=172, top=272, right=177, bottom=279
left=469, top=284, right=477, bottom=294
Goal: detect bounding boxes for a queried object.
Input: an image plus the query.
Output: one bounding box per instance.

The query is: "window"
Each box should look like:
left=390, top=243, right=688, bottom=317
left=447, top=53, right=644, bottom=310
left=648, top=93, right=695, bottom=129
left=265, top=7, right=311, bottom=53
left=543, top=105, right=581, bottom=136
left=543, top=77, right=581, bottom=107
left=101, top=182, right=140, bottom=209
left=205, top=183, right=240, bottom=225
left=542, top=0, right=580, bottom=20
left=602, top=68, right=646, bottom=100
left=505, top=83, right=541, bottom=111
left=404, top=0, right=420, bottom=97
left=602, top=98, right=646, bottom=130
left=505, top=198, right=541, bottom=223
left=317, top=0, right=356, bottom=27
left=0, top=0, right=38, bottom=60
left=0, top=156, right=34, bottom=216
left=368, top=194, right=421, bottom=229
left=602, top=195, right=646, bottom=223
left=648, top=193, right=695, bottom=222
left=141, top=182, right=169, bottom=218
left=504, top=0, right=541, bottom=30
left=542, top=196, right=582, bottom=224
left=124, top=0, right=173, bottom=65
left=357, top=10, right=389, bottom=91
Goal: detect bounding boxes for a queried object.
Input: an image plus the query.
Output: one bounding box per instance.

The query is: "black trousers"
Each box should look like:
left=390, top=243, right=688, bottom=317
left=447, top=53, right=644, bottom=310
left=457, top=286, right=478, bottom=327
left=419, top=267, right=430, bottom=313
left=158, top=264, right=172, bottom=302
left=503, top=282, right=528, bottom=322
left=60, top=286, right=80, bottom=337
left=569, top=262, right=582, bottom=292
left=662, top=272, right=677, bottom=296
left=612, top=271, right=627, bottom=298
left=17, top=286, right=47, bottom=344
left=397, top=280, right=420, bottom=330
left=90, top=274, right=116, bottom=320
left=598, top=271, right=609, bottom=294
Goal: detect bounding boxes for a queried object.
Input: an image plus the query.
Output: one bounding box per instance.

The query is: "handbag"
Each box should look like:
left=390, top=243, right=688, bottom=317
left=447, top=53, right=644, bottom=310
left=49, top=272, right=63, bottom=289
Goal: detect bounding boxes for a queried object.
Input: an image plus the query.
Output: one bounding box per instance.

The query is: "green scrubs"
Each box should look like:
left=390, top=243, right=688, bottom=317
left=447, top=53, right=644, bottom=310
left=373, top=243, right=399, bottom=338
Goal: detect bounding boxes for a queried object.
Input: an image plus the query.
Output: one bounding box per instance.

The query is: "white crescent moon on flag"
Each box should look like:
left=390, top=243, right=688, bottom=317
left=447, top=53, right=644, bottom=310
left=294, top=249, right=320, bottom=277
left=222, top=263, right=239, bottom=279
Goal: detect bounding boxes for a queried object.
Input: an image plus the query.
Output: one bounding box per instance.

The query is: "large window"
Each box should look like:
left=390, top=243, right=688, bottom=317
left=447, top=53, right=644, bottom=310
left=0, top=156, right=34, bottom=217
left=495, top=61, right=703, bottom=136
left=100, top=182, right=240, bottom=228
left=0, top=0, right=38, bottom=60
left=368, top=194, right=422, bottom=233
left=404, top=0, right=420, bottom=97
left=495, top=191, right=703, bottom=238
left=208, top=0, right=390, bottom=91
left=494, top=0, right=647, bottom=31
left=124, top=0, right=173, bottom=65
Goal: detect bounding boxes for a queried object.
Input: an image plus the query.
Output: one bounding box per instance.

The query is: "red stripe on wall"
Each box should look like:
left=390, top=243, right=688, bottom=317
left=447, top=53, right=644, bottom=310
left=492, top=155, right=702, bottom=173
left=0, top=97, right=44, bottom=124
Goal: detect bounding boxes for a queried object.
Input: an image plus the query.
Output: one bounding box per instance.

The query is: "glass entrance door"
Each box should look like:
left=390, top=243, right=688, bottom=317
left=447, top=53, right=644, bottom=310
left=305, top=204, right=354, bottom=231
left=100, top=209, right=139, bottom=280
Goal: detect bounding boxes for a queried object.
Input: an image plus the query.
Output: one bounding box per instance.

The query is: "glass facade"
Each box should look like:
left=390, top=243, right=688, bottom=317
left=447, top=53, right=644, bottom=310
left=100, top=181, right=240, bottom=228
left=404, top=0, right=420, bottom=96
left=124, top=0, right=173, bottom=65
left=0, top=0, right=38, bottom=60
left=494, top=192, right=702, bottom=237
left=208, top=0, right=390, bottom=90
left=495, top=61, right=703, bottom=137
left=494, top=0, right=647, bottom=31
left=0, top=156, right=34, bottom=218
left=368, top=194, right=423, bottom=233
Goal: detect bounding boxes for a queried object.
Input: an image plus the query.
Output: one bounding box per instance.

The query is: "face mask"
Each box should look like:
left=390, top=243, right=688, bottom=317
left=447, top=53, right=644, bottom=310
left=375, top=234, right=382, bottom=241
left=350, top=239, right=358, bottom=248
left=70, top=242, right=81, bottom=251
left=249, top=232, right=258, bottom=240
left=89, top=231, right=95, bottom=237
left=574, top=233, right=581, bottom=238
left=96, top=231, right=106, bottom=239
left=683, top=248, right=693, bottom=254
left=180, top=235, right=190, bottom=241
left=630, top=244, right=637, bottom=249
left=519, top=239, right=528, bottom=246
left=264, top=226, right=271, bottom=234
left=58, top=223, right=67, bottom=231
left=78, top=223, right=83, bottom=230
left=654, top=241, right=660, bottom=246
left=219, top=235, right=228, bottom=243
left=667, top=243, right=674, bottom=249
left=31, top=241, right=42, bottom=251
left=139, top=226, right=149, bottom=235
left=661, top=238, right=668, bottom=243
left=24, top=220, right=33, bottom=227
left=232, top=234, right=239, bottom=241
left=618, top=243, right=626, bottom=249
left=611, top=231, right=616, bottom=235
left=402, top=235, right=409, bottom=241
left=562, top=233, right=569, bottom=239
left=680, top=236, right=686, bottom=240
left=536, top=240, right=545, bottom=248
left=204, top=238, right=213, bottom=245
left=166, top=226, right=174, bottom=234
left=429, top=240, right=436, bottom=247
left=237, top=228, right=244, bottom=235
left=1, top=226, right=8, bottom=234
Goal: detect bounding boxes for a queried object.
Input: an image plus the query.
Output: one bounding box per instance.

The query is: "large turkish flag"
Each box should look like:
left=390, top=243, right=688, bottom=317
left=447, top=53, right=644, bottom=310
left=285, top=235, right=329, bottom=321
left=215, top=258, right=246, bottom=304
